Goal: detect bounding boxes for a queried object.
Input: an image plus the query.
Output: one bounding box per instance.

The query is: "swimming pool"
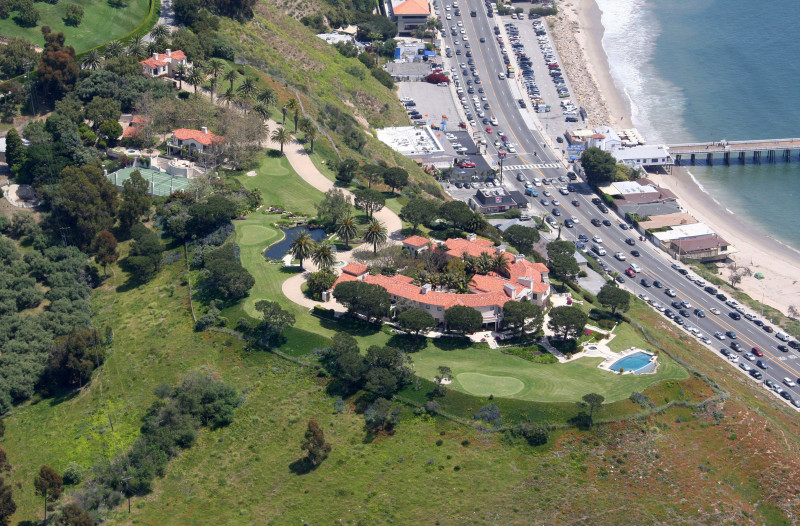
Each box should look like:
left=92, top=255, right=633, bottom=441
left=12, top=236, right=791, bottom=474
left=609, top=351, right=656, bottom=374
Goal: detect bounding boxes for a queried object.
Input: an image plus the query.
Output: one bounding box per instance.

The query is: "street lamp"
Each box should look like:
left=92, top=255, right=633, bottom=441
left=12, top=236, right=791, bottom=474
left=498, top=149, right=506, bottom=184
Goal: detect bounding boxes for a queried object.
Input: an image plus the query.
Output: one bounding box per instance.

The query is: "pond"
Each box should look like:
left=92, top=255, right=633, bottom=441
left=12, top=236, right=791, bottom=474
left=264, top=226, right=328, bottom=260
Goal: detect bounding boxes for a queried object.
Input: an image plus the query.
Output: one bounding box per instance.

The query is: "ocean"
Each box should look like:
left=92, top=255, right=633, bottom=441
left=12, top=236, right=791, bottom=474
left=595, top=0, right=800, bottom=249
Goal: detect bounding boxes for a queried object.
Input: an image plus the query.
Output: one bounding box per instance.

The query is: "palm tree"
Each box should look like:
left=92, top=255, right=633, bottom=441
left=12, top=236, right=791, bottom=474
left=281, top=104, right=287, bottom=125
left=237, top=76, right=258, bottom=99
left=466, top=211, right=488, bottom=233
left=257, top=86, right=277, bottom=108
left=257, top=121, right=270, bottom=147
left=492, top=253, right=510, bottom=275
left=287, top=98, right=300, bottom=132
left=205, top=58, right=224, bottom=102
left=81, top=49, right=102, bottom=70
left=223, top=68, right=239, bottom=92
left=174, top=62, right=187, bottom=90
left=304, top=125, right=317, bottom=153
left=270, top=127, right=292, bottom=155
left=127, top=35, right=145, bottom=59
left=145, top=40, right=159, bottom=56
left=150, top=22, right=170, bottom=41
left=186, top=67, right=205, bottom=97
left=289, top=231, right=313, bottom=269
left=363, top=218, right=387, bottom=254
left=336, top=212, right=358, bottom=248
left=311, top=240, right=337, bottom=270
left=221, top=88, right=236, bottom=107
left=104, top=40, right=123, bottom=59
left=476, top=252, right=494, bottom=274
left=253, top=102, right=271, bottom=122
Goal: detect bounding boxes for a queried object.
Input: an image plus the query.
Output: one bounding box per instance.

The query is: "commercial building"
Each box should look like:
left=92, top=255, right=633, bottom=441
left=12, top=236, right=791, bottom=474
left=388, top=0, right=430, bottom=34
left=385, top=62, right=432, bottom=82
left=469, top=187, right=526, bottom=214
left=331, top=234, right=551, bottom=330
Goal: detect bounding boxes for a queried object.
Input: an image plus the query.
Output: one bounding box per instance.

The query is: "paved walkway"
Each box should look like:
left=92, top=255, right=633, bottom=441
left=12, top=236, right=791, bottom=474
left=256, top=119, right=405, bottom=310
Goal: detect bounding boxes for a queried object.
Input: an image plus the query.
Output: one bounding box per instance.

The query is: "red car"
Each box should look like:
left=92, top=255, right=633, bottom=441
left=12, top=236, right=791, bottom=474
left=625, top=269, right=636, bottom=278
left=486, top=126, right=493, bottom=133
left=458, top=122, right=467, bottom=129
left=752, top=347, right=764, bottom=356
left=764, top=325, right=774, bottom=333
left=459, top=161, right=476, bottom=168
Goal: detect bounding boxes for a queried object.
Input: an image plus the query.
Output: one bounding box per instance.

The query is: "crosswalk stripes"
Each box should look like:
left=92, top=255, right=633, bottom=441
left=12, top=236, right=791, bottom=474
left=502, top=163, right=560, bottom=170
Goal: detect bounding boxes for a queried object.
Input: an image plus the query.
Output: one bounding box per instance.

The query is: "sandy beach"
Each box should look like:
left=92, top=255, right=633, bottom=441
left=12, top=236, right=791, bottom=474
left=549, top=0, right=800, bottom=316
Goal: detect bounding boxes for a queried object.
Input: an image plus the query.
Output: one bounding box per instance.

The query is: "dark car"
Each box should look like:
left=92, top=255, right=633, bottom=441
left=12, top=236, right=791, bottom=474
left=671, top=300, right=683, bottom=309
left=631, top=250, right=640, bottom=257
left=602, top=219, right=612, bottom=226
left=704, top=286, right=718, bottom=294
left=720, top=348, right=731, bottom=357
left=764, top=325, right=774, bottom=333
left=616, top=276, right=625, bottom=284
left=641, top=278, right=652, bottom=287
left=750, top=370, right=763, bottom=380
left=781, top=390, right=792, bottom=400
left=678, top=268, right=689, bottom=275
left=625, top=238, right=636, bottom=246
left=599, top=205, right=609, bottom=213
left=754, top=319, right=765, bottom=327
left=778, top=345, right=789, bottom=353
left=757, top=360, right=768, bottom=370
left=552, top=208, right=561, bottom=216
left=578, top=234, right=589, bottom=242
left=679, top=309, right=690, bottom=318
left=652, top=280, right=663, bottom=288
left=591, top=197, right=602, bottom=205
left=726, top=331, right=737, bottom=339
left=789, top=340, right=800, bottom=349
left=572, top=200, right=580, bottom=207
left=694, top=309, right=706, bottom=318
left=665, top=309, right=675, bottom=319
left=674, top=317, right=685, bottom=326
left=716, top=293, right=727, bottom=301
left=730, top=342, right=742, bottom=351
left=591, top=218, right=602, bottom=226
left=729, top=311, right=742, bottom=320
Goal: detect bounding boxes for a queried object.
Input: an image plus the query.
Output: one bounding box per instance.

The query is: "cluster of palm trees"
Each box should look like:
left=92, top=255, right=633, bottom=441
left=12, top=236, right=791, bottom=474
left=463, top=251, right=510, bottom=276
left=82, top=23, right=173, bottom=70
left=415, top=270, right=472, bottom=294
left=290, top=217, right=387, bottom=269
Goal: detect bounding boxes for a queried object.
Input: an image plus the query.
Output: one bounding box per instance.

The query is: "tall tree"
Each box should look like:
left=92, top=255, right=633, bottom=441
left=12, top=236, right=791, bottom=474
left=504, top=224, right=540, bottom=254
left=237, top=76, right=258, bottom=99
left=444, top=305, right=482, bottom=334
left=353, top=188, right=385, bottom=218
left=311, top=240, right=336, bottom=270
left=547, top=306, right=588, bottom=341
left=336, top=212, right=358, bottom=248
left=56, top=503, right=93, bottom=526
left=205, top=58, right=224, bottom=102
left=547, top=253, right=579, bottom=284
left=382, top=167, right=408, bottom=193
left=127, top=35, right=145, bottom=59
left=502, top=301, right=543, bottom=337
left=400, top=198, right=438, bottom=234
left=254, top=299, right=295, bottom=341
left=580, top=147, right=617, bottom=186
left=80, top=48, right=101, bottom=70
left=363, top=218, right=387, bottom=254
left=91, top=230, right=119, bottom=275
left=257, top=86, right=277, bottom=108
left=580, top=393, right=604, bottom=420
left=118, top=169, right=152, bottom=233
left=301, top=419, right=331, bottom=467
left=150, top=22, right=170, bottom=41
left=270, top=126, right=292, bottom=155
left=174, top=62, right=187, bottom=90
left=0, top=477, right=15, bottom=526
left=597, top=284, right=630, bottom=316
left=104, top=40, right=124, bottom=58
left=397, top=308, right=435, bottom=336
left=3, top=129, right=25, bottom=171
left=438, top=200, right=472, bottom=236
left=281, top=104, right=288, bottom=125
left=38, top=32, right=79, bottom=100
left=289, top=230, right=313, bottom=269
left=287, top=98, right=300, bottom=132
left=33, top=465, right=63, bottom=521
left=186, top=67, right=205, bottom=97
left=223, top=67, right=239, bottom=92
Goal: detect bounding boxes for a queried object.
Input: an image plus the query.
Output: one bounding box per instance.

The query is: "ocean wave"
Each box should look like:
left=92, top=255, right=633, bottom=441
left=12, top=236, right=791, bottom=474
left=595, top=0, right=689, bottom=143
left=685, top=169, right=726, bottom=209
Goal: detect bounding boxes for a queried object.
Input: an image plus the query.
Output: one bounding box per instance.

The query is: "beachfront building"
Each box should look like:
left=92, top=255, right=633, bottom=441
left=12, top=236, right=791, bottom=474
left=611, top=145, right=673, bottom=169
left=330, top=234, right=550, bottom=330
left=388, top=0, right=430, bottom=34
left=637, top=212, right=697, bottom=233
left=669, top=234, right=734, bottom=263
left=140, top=49, right=191, bottom=78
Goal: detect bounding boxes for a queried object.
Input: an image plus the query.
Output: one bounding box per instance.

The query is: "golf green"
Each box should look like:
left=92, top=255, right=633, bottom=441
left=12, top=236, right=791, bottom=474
left=456, top=373, right=525, bottom=397
left=238, top=224, right=277, bottom=247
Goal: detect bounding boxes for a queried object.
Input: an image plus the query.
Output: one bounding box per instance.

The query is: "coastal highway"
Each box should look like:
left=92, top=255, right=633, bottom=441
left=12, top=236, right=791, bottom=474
left=436, top=3, right=800, bottom=408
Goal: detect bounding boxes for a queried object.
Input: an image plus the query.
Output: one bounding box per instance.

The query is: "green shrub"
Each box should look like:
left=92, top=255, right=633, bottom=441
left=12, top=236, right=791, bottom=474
left=596, top=319, right=615, bottom=331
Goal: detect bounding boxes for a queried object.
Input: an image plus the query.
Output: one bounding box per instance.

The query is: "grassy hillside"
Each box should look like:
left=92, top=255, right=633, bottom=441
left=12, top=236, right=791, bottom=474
left=0, top=0, right=150, bottom=54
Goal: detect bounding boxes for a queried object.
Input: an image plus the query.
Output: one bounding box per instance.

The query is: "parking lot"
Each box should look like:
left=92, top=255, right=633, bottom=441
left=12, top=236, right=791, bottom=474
left=501, top=17, right=586, bottom=144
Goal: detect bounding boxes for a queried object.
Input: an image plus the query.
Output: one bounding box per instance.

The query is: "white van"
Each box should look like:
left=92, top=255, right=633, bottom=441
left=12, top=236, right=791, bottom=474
left=592, top=244, right=606, bottom=256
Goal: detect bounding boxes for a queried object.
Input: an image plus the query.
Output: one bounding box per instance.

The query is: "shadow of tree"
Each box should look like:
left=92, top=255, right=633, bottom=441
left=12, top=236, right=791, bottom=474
left=387, top=334, right=427, bottom=353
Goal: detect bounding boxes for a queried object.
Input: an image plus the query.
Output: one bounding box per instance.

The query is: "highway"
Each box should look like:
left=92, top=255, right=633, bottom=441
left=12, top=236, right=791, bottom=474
left=433, top=0, right=800, bottom=409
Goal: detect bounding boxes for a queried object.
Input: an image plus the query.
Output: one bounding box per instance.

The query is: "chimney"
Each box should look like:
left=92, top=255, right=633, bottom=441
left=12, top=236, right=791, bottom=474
left=515, top=253, right=525, bottom=263
left=496, top=246, right=505, bottom=254
left=420, top=284, right=432, bottom=295
left=152, top=52, right=158, bottom=60
left=201, top=126, right=208, bottom=134
left=467, top=233, right=477, bottom=242
left=166, top=49, right=171, bottom=57
left=503, top=283, right=516, bottom=298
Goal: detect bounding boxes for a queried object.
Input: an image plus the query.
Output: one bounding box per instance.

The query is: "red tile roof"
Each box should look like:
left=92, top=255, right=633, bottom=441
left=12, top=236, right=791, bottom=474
left=172, top=128, right=225, bottom=146
left=140, top=57, right=167, bottom=68
left=122, top=115, right=148, bottom=138
left=341, top=262, right=368, bottom=276
left=403, top=235, right=430, bottom=247
left=364, top=274, right=510, bottom=310
left=444, top=236, right=496, bottom=259
left=393, top=0, right=430, bottom=15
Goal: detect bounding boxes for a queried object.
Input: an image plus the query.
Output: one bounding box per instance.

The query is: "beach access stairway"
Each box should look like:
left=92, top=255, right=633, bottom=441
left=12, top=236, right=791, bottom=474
left=668, top=137, right=800, bottom=165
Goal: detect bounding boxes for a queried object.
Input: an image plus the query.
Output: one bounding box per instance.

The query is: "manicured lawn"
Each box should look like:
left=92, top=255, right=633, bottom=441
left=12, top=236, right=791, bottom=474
left=411, top=344, right=688, bottom=403
left=236, top=153, right=322, bottom=216
left=608, top=320, right=647, bottom=353
left=0, top=0, right=150, bottom=56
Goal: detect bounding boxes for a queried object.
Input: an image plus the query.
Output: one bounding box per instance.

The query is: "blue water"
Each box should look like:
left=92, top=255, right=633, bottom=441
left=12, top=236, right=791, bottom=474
left=609, top=351, right=654, bottom=374
left=596, top=0, right=800, bottom=249
left=264, top=227, right=327, bottom=260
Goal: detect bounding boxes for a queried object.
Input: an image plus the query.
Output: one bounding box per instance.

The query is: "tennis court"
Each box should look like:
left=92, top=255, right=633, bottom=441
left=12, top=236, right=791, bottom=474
left=107, top=167, right=193, bottom=197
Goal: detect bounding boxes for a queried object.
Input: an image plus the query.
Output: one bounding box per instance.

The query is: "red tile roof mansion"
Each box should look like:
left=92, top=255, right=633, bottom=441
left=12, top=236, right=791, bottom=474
left=331, top=235, right=550, bottom=329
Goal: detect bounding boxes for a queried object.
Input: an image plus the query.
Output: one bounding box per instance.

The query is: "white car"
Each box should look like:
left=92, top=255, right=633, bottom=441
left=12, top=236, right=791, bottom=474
left=714, top=332, right=726, bottom=340
left=710, top=308, right=721, bottom=315
left=700, top=335, right=711, bottom=344
left=569, top=216, right=579, bottom=224
left=777, top=332, right=791, bottom=342
left=615, top=252, right=627, bottom=261
left=592, top=236, right=603, bottom=244
left=507, top=146, right=517, bottom=153
left=446, top=14, right=452, bottom=19
left=743, top=353, right=755, bottom=361
left=740, top=363, right=752, bottom=372
left=655, top=304, right=665, bottom=312
left=784, top=377, right=797, bottom=388
left=491, top=118, right=499, bottom=125
left=629, top=263, right=642, bottom=273
left=728, top=355, right=739, bottom=363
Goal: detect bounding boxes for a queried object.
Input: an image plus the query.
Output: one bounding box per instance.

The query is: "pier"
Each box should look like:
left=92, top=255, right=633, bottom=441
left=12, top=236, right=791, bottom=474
left=667, top=138, right=800, bottom=165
